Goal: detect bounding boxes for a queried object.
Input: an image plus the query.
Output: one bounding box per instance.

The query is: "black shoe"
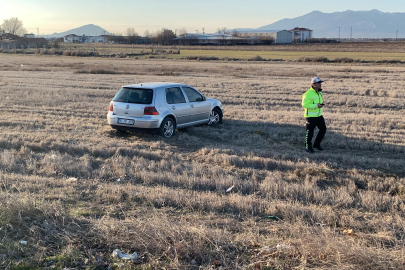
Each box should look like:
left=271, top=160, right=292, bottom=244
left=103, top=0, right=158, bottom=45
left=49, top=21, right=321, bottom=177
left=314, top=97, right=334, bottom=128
left=306, top=148, right=315, bottom=153
left=313, top=145, right=323, bottom=151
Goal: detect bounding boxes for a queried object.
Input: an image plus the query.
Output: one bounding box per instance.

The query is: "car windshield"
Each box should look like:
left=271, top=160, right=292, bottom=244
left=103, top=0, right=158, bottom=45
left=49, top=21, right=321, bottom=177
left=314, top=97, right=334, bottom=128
left=113, top=87, right=153, bottom=104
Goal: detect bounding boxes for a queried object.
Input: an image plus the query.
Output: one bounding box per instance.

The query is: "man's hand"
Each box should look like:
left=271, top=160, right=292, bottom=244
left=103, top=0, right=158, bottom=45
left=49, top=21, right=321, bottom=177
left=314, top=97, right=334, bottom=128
left=317, top=103, right=325, bottom=108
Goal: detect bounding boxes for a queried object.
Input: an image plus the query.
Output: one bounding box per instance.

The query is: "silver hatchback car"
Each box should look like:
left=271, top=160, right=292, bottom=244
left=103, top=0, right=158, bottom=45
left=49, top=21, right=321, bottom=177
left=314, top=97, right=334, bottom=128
left=107, top=82, right=224, bottom=138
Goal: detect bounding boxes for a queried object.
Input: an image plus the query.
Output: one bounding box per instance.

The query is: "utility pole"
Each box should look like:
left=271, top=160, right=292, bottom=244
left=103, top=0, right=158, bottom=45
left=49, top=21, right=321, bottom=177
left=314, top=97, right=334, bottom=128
left=338, top=27, right=340, bottom=39
left=350, top=26, right=352, bottom=39
left=396, top=29, right=398, bottom=39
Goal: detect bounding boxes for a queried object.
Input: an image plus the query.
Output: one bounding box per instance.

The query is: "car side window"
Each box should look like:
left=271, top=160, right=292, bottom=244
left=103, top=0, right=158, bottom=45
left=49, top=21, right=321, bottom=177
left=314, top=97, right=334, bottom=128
left=165, top=89, right=174, bottom=104
left=182, top=87, right=203, bottom=102
left=166, top=87, right=186, bottom=104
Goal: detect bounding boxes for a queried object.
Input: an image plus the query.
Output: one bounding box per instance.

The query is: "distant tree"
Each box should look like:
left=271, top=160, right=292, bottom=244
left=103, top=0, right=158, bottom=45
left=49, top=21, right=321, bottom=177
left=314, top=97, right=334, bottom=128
left=1, top=17, right=27, bottom=36
left=125, top=27, right=140, bottom=44
left=109, top=32, right=126, bottom=43
left=144, top=30, right=150, bottom=38
left=217, top=27, right=230, bottom=35
left=230, top=29, right=244, bottom=45
left=51, top=39, right=61, bottom=48
left=217, top=27, right=230, bottom=45
left=260, top=35, right=275, bottom=45
left=151, top=28, right=176, bottom=45
left=177, top=28, right=187, bottom=37
left=231, top=29, right=240, bottom=37
left=177, top=28, right=188, bottom=45
left=126, top=27, right=138, bottom=37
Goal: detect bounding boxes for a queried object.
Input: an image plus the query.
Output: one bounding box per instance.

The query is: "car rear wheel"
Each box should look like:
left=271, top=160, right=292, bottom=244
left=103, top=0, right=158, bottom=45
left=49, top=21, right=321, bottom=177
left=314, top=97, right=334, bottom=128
left=208, top=108, right=222, bottom=126
left=159, top=117, right=176, bottom=138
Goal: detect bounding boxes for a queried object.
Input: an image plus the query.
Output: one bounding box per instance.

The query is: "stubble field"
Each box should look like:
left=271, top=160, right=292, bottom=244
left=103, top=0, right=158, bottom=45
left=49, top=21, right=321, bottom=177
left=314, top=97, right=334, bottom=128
left=0, top=53, right=405, bottom=269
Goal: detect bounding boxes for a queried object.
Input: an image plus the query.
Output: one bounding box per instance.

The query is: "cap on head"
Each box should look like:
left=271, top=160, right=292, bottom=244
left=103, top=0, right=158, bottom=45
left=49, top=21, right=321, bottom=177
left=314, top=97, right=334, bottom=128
left=311, top=77, right=324, bottom=84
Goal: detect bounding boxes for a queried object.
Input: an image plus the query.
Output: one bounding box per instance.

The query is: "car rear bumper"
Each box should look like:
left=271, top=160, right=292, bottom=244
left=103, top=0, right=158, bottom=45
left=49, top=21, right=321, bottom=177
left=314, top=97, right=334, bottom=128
left=107, top=114, right=160, bottom=129
left=110, top=125, right=159, bottom=133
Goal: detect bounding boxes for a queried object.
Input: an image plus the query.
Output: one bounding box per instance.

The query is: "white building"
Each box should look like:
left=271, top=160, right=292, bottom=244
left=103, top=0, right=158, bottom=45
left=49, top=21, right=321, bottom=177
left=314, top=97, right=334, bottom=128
left=84, top=35, right=110, bottom=43
left=63, top=34, right=81, bottom=43
left=289, top=27, right=313, bottom=42
left=63, top=34, right=111, bottom=43
left=236, top=30, right=293, bottom=44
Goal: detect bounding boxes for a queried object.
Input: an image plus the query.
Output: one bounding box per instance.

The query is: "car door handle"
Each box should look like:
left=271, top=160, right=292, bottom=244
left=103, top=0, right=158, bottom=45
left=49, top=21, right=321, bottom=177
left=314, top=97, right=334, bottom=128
left=190, top=104, right=194, bottom=108
left=171, top=106, right=176, bottom=110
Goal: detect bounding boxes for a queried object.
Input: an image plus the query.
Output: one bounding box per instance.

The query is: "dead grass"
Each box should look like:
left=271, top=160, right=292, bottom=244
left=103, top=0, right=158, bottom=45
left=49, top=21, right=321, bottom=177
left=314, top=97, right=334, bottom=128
left=0, top=54, right=404, bottom=269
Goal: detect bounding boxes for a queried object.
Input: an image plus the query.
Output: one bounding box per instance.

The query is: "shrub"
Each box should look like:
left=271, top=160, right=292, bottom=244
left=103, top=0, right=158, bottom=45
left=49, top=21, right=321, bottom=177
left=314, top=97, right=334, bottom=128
left=248, top=55, right=265, bottom=61
left=47, top=49, right=63, bottom=55
left=74, top=69, right=117, bottom=74
left=334, top=57, right=355, bottom=63
left=198, top=56, right=219, bottom=61
left=115, top=54, right=127, bottom=58
left=297, top=56, right=329, bottom=62
left=90, top=69, right=117, bottom=74
left=376, top=59, right=402, bottom=64
left=311, top=56, right=329, bottom=62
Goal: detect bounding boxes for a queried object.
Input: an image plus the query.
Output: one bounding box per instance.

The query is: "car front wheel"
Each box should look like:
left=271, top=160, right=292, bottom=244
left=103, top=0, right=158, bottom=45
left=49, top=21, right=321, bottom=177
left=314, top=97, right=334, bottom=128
left=208, top=108, right=222, bottom=126
left=159, top=117, right=176, bottom=138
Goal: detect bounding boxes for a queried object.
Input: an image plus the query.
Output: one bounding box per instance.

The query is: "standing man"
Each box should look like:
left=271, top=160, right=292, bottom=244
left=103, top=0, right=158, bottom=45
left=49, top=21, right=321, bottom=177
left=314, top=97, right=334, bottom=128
left=302, top=77, right=327, bottom=153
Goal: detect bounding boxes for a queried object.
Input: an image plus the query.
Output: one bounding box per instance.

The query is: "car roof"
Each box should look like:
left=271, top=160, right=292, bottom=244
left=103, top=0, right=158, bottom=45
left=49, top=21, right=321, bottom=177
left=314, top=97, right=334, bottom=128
left=122, top=82, right=187, bottom=89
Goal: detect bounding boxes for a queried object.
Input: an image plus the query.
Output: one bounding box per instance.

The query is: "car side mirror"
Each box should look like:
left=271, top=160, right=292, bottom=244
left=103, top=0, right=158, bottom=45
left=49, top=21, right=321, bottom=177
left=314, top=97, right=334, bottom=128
left=202, top=96, right=206, bottom=101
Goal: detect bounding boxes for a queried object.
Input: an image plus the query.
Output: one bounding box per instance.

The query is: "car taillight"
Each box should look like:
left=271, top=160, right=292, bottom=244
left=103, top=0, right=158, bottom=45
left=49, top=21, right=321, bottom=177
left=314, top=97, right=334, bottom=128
left=144, top=106, right=159, bottom=115
left=109, top=102, right=113, bottom=111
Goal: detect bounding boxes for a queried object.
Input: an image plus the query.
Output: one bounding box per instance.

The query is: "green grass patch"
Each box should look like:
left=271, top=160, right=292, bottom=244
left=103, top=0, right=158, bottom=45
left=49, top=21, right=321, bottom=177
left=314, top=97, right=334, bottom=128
left=45, top=249, right=84, bottom=269
left=166, top=49, right=405, bottom=62
left=10, top=264, right=41, bottom=270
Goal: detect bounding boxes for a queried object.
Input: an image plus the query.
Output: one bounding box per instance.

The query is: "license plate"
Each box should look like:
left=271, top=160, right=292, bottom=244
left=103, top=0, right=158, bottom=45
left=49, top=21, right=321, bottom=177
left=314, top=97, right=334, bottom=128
left=117, top=118, right=135, bottom=125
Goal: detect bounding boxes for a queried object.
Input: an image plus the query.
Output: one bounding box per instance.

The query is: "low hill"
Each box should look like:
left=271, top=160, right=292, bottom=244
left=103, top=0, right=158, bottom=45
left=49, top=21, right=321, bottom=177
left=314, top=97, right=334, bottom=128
left=46, top=24, right=110, bottom=38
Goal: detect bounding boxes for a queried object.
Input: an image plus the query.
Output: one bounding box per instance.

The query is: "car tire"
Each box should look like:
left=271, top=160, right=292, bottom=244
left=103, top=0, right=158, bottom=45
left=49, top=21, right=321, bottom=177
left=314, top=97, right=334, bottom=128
left=159, top=117, right=176, bottom=138
left=208, top=108, right=222, bottom=126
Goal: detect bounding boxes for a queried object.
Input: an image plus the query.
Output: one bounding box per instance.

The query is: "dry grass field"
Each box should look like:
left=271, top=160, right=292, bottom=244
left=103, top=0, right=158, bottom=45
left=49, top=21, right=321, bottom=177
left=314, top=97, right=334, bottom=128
left=0, top=53, right=405, bottom=269
left=30, top=41, right=405, bottom=61
left=59, top=41, right=405, bottom=53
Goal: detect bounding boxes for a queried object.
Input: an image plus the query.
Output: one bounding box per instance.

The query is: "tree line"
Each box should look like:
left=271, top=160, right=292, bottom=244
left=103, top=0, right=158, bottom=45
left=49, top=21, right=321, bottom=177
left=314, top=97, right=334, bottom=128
left=1, top=17, right=274, bottom=45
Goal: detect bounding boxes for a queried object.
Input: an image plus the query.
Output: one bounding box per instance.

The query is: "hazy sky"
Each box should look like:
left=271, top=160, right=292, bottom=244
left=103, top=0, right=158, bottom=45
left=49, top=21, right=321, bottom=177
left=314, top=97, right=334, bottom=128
left=1, top=0, right=404, bottom=35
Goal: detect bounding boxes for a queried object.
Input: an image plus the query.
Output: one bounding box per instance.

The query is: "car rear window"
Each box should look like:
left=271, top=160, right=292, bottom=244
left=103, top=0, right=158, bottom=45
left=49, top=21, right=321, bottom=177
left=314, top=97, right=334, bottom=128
left=113, top=88, right=153, bottom=104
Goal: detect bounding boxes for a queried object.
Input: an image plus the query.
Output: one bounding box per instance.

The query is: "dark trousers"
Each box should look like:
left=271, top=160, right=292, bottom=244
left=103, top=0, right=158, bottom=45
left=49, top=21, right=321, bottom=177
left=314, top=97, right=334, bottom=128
left=305, top=116, right=327, bottom=149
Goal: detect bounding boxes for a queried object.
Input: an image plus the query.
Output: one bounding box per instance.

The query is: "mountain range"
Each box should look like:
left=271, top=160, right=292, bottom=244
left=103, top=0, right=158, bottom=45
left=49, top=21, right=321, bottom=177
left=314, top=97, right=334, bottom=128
left=46, top=10, right=404, bottom=39
left=253, top=9, right=405, bottom=38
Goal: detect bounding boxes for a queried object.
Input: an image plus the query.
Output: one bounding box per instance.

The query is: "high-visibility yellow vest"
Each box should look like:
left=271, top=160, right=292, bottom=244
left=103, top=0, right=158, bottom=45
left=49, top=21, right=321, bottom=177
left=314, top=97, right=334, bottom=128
left=302, top=87, right=323, bottom=118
